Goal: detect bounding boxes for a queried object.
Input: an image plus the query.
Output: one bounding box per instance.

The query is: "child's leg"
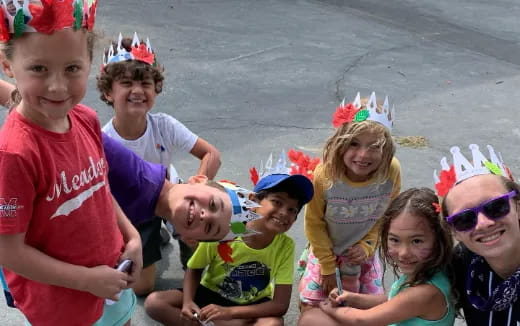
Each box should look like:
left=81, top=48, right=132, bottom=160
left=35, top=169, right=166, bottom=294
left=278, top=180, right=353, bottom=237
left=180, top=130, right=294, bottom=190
left=298, top=307, right=338, bottom=326
left=132, top=264, right=156, bottom=296
left=339, top=263, right=361, bottom=293
left=359, top=255, right=383, bottom=294
left=253, top=317, right=284, bottom=326
left=144, top=289, right=184, bottom=325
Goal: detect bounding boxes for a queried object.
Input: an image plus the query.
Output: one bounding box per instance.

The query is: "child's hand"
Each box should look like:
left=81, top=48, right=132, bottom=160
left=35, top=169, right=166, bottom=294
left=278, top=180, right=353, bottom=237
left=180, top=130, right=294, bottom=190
left=319, top=299, right=335, bottom=315
left=85, top=265, right=130, bottom=300
left=181, top=301, right=200, bottom=322
left=328, top=288, right=350, bottom=307
left=199, top=304, right=232, bottom=321
left=120, top=237, right=143, bottom=287
left=321, top=273, right=337, bottom=297
left=345, top=245, right=367, bottom=265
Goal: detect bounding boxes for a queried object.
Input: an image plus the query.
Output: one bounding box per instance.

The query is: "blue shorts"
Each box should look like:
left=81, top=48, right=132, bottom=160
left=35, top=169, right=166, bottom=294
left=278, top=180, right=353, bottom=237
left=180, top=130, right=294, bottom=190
left=24, top=289, right=136, bottom=326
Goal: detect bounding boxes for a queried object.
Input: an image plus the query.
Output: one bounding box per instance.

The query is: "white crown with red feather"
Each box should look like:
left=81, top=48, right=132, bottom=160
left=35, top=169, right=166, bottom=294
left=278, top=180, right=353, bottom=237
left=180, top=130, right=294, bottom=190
left=102, top=32, right=156, bottom=67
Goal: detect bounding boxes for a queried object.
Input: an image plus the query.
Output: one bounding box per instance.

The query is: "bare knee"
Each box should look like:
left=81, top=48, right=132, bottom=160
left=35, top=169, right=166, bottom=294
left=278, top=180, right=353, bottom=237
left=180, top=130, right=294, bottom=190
left=144, top=290, right=180, bottom=321
left=298, top=307, right=332, bottom=326
left=254, top=317, right=284, bottom=326
left=132, top=264, right=157, bottom=296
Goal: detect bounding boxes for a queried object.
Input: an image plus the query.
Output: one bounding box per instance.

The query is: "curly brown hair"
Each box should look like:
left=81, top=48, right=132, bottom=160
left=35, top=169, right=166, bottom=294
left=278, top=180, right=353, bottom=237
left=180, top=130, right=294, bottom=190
left=379, top=187, right=454, bottom=290
left=96, top=36, right=165, bottom=106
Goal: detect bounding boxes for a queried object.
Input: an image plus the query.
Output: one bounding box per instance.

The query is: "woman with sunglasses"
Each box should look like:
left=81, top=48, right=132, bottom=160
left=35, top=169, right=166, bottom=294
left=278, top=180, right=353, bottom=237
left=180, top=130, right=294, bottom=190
left=435, top=144, right=520, bottom=326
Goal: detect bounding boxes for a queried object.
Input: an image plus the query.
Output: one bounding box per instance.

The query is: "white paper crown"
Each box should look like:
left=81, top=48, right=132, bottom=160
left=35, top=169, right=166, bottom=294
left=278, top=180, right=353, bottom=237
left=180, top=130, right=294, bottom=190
left=102, top=32, right=155, bottom=67
left=353, top=92, right=394, bottom=130
left=433, top=144, right=513, bottom=196
left=219, top=181, right=262, bottom=241
left=258, top=150, right=291, bottom=178
left=0, top=0, right=97, bottom=42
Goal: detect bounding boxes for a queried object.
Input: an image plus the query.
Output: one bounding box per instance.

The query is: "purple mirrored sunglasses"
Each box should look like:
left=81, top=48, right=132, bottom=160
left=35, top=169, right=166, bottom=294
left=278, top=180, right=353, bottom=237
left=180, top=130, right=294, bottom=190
left=445, top=190, right=517, bottom=232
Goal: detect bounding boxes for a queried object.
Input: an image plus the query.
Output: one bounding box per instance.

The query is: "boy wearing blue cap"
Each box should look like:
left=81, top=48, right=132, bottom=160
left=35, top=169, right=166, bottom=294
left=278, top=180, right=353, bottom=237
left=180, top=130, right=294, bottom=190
left=145, top=169, right=314, bottom=326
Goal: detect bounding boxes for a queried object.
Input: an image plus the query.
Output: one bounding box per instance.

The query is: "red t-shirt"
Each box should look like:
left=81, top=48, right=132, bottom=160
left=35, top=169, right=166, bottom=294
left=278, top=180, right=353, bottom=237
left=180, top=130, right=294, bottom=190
left=0, top=105, right=124, bottom=325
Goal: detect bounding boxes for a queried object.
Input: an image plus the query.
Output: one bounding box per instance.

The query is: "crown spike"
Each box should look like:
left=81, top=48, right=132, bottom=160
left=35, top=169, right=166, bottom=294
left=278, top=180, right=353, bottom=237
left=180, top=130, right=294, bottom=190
left=353, top=92, right=361, bottom=108
left=146, top=38, right=152, bottom=52
left=131, top=32, right=139, bottom=48
left=383, top=96, right=389, bottom=113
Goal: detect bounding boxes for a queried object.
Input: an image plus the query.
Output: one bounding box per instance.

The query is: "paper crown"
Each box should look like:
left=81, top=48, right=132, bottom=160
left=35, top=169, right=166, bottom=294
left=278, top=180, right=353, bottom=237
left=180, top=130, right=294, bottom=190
left=102, top=32, right=156, bottom=68
left=219, top=181, right=262, bottom=241
left=433, top=144, right=514, bottom=197
left=250, top=149, right=320, bottom=185
left=0, top=0, right=97, bottom=42
left=332, top=92, right=394, bottom=131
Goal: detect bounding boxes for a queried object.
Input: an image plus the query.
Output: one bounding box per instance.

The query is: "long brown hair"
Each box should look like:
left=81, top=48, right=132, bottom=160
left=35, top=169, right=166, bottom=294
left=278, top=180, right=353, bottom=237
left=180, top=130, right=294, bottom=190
left=380, top=187, right=454, bottom=289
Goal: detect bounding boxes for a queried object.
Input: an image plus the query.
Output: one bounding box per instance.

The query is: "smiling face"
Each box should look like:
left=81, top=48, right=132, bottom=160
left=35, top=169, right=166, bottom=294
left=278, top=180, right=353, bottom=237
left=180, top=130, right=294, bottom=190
left=166, top=176, right=232, bottom=241
left=1, top=29, right=91, bottom=130
left=387, top=212, right=435, bottom=276
left=104, top=73, right=157, bottom=119
left=445, top=174, right=520, bottom=261
left=253, top=192, right=299, bottom=234
left=342, top=131, right=384, bottom=182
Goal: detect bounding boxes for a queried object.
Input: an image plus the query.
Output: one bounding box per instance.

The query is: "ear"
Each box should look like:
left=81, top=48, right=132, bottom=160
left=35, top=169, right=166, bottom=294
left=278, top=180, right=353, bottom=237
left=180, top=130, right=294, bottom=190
left=0, top=53, right=14, bottom=78
left=188, top=175, right=208, bottom=184
left=103, top=92, right=113, bottom=103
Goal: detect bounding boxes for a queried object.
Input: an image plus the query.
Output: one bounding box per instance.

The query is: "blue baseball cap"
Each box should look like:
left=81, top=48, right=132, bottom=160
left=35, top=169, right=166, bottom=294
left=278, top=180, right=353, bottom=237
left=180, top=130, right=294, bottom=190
left=254, top=174, right=314, bottom=205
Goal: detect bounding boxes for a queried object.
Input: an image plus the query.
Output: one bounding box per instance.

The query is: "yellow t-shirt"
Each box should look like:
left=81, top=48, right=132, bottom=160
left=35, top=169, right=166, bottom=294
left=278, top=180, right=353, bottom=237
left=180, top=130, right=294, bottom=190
left=187, top=233, right=295, bottom=304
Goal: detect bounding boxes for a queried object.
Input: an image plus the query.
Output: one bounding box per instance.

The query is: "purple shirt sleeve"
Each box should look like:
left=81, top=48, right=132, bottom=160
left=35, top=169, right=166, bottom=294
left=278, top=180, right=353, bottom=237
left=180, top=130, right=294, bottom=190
left=102, top=132, right=167, bottom=226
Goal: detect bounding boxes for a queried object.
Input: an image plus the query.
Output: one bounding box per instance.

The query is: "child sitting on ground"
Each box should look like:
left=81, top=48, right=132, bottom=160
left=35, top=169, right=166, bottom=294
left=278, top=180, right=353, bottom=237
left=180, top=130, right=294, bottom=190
left=144, top=153, right=314, bottom=325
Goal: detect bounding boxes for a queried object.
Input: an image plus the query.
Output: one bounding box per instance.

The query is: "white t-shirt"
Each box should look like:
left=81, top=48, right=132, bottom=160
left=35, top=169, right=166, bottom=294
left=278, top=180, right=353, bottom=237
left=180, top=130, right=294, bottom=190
left=102, top=112, right=198, bottom=167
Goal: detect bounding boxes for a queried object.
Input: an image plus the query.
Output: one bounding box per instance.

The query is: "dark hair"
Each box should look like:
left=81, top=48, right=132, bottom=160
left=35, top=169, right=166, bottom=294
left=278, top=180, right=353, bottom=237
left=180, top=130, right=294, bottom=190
left=96, top=37, right=164, bottom=106
left=255, top=180, right=307, bottom=213
left=1, top=30, right=97, bottom=108
left=380, top=188, right=454, bottom=290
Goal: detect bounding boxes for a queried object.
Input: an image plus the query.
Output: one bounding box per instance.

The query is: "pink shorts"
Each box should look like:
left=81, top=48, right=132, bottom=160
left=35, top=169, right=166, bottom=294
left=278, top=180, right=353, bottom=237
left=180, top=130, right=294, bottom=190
left=298, top=248, right=383, bottom=305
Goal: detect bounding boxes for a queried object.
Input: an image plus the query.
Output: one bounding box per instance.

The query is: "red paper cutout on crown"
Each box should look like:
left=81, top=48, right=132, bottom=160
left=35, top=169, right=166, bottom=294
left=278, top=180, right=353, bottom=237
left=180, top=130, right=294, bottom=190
left=217, top=242, right=233, bottom=263
left=503, top=163, right=515, bottom=181
left=288, top=149, right=320, bottom=181
left=131, top=43, right=155, bottom=65
left=0, top=9, right=8, bottom=42
left=435, top=165, right=456, bottom=197
left=28, top=1, right=74, bottom=35
left=432, top=202, right=441, bottom=213
left=332, top=103, right=361, bottom=128
left=86, top=0, right=97, bottom=30
left=249, top=167, right=259, bottom=186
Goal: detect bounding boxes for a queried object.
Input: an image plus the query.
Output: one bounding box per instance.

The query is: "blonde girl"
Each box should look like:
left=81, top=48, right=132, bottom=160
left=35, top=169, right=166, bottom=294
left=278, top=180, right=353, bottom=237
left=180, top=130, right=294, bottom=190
left=298, top=93, right=401, bottom=322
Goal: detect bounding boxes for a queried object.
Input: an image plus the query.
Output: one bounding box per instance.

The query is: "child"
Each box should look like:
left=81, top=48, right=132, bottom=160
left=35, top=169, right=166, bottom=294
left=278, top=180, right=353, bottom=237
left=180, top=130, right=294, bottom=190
left=144, top=158, right=314, bottom=325
left=97, top=33, right=221, bottom=295
left=306, top=188, right=455, bottom=326
left=0, top=1, right=142, bottom=325
left=299, top=92, right=401, bottom=315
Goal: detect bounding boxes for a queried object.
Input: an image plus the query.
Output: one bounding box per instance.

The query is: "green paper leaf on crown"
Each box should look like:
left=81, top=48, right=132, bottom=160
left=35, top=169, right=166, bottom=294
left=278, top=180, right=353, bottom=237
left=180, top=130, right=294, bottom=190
left=13, top=9, right=25, bottom=38
left=354, top=109, right=369, bottom=122
left=484, top=161, right=503, bottom=176
left=73, top=1, right=83, bottom=30
left=230, top=222, right=246, bottom=235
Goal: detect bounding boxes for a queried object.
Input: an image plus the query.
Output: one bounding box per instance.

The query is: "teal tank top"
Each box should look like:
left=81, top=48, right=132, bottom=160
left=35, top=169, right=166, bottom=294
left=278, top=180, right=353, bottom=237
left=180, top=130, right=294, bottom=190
left=388, top=271, right=455, bottom=326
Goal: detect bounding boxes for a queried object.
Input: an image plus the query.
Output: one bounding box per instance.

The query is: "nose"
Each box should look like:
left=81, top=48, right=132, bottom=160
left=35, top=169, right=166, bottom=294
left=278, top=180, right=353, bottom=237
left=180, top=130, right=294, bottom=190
left=130, top=83, right=144, bottom=94
left=47, top=72, right=67, bottom=93
left=474, top=211, right=496, bottom=231
left=398, top=244, right=412, bottom=259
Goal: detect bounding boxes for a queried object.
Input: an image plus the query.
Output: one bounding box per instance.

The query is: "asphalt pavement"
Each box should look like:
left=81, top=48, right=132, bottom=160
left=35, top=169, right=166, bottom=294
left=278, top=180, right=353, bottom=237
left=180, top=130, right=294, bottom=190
left=3, top=0, right=520, bottom=324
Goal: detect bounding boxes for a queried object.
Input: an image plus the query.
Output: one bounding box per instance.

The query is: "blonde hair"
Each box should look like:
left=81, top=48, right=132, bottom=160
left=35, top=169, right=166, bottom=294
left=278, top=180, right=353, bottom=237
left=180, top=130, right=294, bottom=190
left=322, top=99, right=395, bottom=187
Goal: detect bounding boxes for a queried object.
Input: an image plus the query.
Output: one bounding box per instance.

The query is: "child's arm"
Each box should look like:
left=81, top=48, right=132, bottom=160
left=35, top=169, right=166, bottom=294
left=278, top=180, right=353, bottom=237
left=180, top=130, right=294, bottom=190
left=112, top=196, right=143, bottom=286
left=0, top=79, right=14, bottom=108
left=320, top=284, right=446, bottom=326
left=329, top=288, right=387, bottom=309
left=0, top=233, right=129, bottom=300
left=181, top=268, right=203, bottom=320
left=304, top=166, right=337, bottom=289
left=200, top=284, right=292, bottom=321
left=190, top=138, right=221, bottom=180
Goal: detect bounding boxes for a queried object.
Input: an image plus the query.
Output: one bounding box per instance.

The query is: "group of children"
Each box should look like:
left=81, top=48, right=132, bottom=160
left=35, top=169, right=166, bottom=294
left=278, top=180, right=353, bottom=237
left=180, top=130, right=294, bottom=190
left=0, top=1, right=516, bottom=326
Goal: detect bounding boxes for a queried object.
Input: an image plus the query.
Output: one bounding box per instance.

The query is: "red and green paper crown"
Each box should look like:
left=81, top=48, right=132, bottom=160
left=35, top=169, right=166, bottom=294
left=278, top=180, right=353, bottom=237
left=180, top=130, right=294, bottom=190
left=0, top=0, right=97, bottom=42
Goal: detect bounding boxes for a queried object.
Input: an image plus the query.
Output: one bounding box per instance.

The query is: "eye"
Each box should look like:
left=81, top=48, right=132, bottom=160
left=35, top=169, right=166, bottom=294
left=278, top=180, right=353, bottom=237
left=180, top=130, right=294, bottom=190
left=29, top=65, right=46, bottom=73
left=388, top=237, right=399, bottom=243
left=412, top=239, right=424, bottom=245
left=209, top=199, right=217, bottom=212
left=349, top=141, right=360, bottom=148
left=368, top=143, right=382, bottom=151
left=66, top=65, right=80, bottom=73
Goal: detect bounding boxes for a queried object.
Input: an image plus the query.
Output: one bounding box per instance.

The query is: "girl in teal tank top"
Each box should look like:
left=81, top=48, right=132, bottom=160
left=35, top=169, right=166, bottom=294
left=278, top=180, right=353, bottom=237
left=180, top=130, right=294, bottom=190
left=308, top=188, right=456, bottom=326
